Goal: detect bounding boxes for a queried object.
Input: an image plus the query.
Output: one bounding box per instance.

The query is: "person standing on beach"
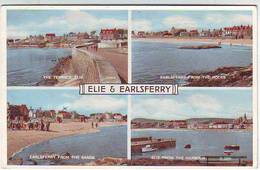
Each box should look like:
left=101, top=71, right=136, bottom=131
left=40, top=119, right=44, bottom=131
left=46, top=120, right=50, bottom=131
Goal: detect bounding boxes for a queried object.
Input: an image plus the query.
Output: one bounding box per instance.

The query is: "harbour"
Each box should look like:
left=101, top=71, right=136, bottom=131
left=131, top=129, right=252, bottom=160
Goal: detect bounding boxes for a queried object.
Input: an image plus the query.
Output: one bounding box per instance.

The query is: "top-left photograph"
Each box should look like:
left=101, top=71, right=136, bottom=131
left=6, top=9, right=128, bottom=86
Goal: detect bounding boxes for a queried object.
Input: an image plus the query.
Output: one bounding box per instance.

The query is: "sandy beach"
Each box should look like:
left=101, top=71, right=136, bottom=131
left=8, top=121, right=126, bottom=163
left=133, top=38, right=252, bottom=46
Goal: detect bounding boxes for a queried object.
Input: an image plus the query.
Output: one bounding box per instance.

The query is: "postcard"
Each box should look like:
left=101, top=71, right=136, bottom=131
left=0, top=5, right=258, bottom=168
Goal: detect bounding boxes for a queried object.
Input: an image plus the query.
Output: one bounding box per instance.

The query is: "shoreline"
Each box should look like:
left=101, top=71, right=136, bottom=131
left=36, top=47, right=127, bottom=86
left=83, top=157, right=252, bottom=166
left=8, top=121, right=127, bottom=164
left=185, top=64, right=252, bottom=87
left=133, top=38, right=252, bottom=47
left=8, top=47, right=71, bottom=49
left=36, top=55, right=78, bottom=86
left=128, top=158, right=252, bottom=166
left=131, top=128, right=252, bottom=132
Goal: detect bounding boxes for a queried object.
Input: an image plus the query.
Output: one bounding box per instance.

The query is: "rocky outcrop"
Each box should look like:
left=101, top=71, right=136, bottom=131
left=84, top=157, right=127, bottom=166
left=36, top=56, right=73, bottom=86
left=128, top=158, right=201, bottom=166
left=186, top=64, right=252, bottom=87
left=179, top=44, right=221, bottom=49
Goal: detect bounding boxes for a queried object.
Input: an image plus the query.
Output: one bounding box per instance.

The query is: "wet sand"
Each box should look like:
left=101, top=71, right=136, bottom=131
left=134, top=38, right=252, bottom=46
left=8, top=121, right=126, bottom=162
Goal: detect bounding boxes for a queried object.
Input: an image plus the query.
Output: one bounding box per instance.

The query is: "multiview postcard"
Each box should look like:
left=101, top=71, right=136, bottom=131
left=0, top=5, right=258, bottom=168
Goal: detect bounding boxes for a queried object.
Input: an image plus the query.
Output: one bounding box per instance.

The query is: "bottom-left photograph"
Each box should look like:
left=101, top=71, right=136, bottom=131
left=7, top=89, right=128, bottom=166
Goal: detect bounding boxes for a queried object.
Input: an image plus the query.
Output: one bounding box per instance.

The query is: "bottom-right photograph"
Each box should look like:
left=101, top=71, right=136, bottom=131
left=130, top=89, right=253, bottom=166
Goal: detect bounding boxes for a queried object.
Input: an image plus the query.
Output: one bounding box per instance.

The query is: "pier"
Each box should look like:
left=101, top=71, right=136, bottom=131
left=131, top=136, right=176, bottom=153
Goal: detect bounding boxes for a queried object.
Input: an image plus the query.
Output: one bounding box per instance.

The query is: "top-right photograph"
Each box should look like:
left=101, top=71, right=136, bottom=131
left=132, top=10, right=253, bottom=87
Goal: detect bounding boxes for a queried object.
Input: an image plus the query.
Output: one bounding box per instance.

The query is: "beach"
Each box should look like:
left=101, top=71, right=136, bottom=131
left=133, top=38, right=252, bottom=46
left=8, top=121, right=126, bottom=164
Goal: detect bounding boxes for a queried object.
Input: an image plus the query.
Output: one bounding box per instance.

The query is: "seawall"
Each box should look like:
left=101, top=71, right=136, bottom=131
left=73, top=45, right=121, bottom=83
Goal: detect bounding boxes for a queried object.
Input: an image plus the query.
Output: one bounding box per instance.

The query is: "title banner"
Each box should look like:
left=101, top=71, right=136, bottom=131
left=79, top=84, right=178, bottom=95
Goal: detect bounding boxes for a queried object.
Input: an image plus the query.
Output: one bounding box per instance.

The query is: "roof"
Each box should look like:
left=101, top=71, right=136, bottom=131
left=46, top=33, right=55, bottom=37
left=224, top=25, right=252, bottom=31
left=100, top=28, right=117, bottom=34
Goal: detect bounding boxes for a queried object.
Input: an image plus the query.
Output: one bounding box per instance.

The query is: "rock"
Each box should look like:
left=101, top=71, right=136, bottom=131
left=179, top=44, right=221, bottom=49
left=186, top=64, right=252, bottom=87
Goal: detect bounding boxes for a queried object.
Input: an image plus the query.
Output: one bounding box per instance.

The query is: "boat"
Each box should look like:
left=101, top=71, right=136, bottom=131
left=224, top=151, right=234, bottom=155
left=141, top=145, right=158, bottom=153
left=224, top=145, right=240, bottom=150
left=184, top=144, right=191, bottom=149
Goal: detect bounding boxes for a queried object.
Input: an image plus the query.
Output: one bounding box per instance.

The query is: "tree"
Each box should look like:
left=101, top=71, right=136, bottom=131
left=91, top=31, right=96, bottom=36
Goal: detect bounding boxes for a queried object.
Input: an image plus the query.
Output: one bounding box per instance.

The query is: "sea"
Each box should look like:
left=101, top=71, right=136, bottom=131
left=7, top=48, right=72, bottom=86
left=12, top=125, right=127, bottom=165
left=131, top=129, right=253, bottom=160
left=132, top=41, right=252, bottom=83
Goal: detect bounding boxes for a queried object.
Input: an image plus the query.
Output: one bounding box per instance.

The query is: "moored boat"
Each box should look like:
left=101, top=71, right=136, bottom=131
left=184, top=144, right=191, bottom=149
left=224, top=145, right=240, bottom=150
left=141, top=145, right=158, bottom=153
left=224, top=151, right=234, bottom=155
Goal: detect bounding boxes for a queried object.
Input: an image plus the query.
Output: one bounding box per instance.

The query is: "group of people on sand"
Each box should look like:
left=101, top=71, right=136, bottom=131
left=8, top=117, right=51, bottom=131
left=91, top=121, right=99, bottom=128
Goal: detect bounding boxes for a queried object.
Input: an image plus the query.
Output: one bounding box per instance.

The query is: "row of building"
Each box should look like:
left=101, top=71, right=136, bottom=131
left=7, top=103, right=127, bottom=124
left=7, top=28, right=128, bottom=48
left=133, top=25, right=253, bottom=39
left=131, top=114, right=252, bottom=130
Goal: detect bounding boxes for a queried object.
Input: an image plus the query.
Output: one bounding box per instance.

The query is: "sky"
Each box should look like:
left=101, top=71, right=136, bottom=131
left=8, top=89, right=128, bottom=115
left=7, top=10, right=128, bottom=38
left=132, top=89, right=252, bottom=120
left=132, top=10, right=252, bottom=32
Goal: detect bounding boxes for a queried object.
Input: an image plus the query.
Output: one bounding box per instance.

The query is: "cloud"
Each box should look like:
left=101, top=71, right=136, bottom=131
left=7, top=26, right=30, bottom=39
left=205, top=14, right=225, bottom=24
left=61, top=93, right=76, bottom=100
left=132, top=97, right=188, bottom=120
left=132, top=94, right=224, bottom=120
left=162, top=16, right=198, bottom=29
left=58, top=96, right=127, bottom=114
left=132, top=19, right=152, bottom=31
left=7, top=11, right=127, bottom=38
left=204, top=13, right=252, bottom=26
left=229, top=14, right=252, bottom=25
left=187, top=94, right=222, bottom=113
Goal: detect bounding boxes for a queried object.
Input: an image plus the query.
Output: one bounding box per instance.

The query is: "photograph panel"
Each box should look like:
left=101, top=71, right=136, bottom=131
left=7, top=10, right=128, bottom=86
left=132, top=10, right=253, bottom=87
left=130, top=89, right=253, bottom=166
left=7, top=89, right=127, bottom=165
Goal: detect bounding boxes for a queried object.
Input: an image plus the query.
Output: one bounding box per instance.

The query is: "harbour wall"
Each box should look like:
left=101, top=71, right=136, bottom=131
left=131, top=137, right=176, bottom=153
